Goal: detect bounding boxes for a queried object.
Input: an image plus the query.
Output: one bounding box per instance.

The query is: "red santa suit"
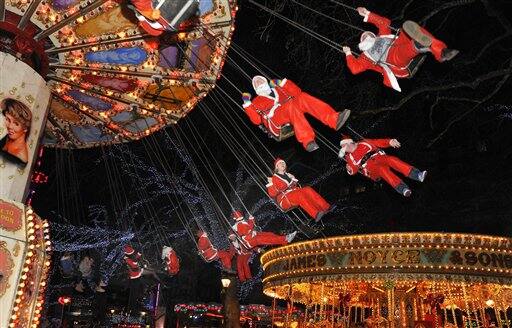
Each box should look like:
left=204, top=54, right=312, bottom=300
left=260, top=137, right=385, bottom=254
left=197, top=232, right=233, bottom=270
left=267, top=159, right=330, bottom=221
left=161, top=246, right=180, bottom=276
left=243, top=77, right=346, bottom=150
left=345, top=12, right=448, bottom=91
left=123, top=245, right=144, bottom=279
left=340, top=138, right=425, bottom=195
left=231, top=211, right=288, bottom=248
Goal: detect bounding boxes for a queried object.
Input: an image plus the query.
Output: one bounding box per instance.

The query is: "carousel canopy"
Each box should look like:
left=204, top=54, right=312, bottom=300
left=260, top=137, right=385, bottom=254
left=1, top=0, right=236, bottom=148
left=261, top=233, right=512, bottom=306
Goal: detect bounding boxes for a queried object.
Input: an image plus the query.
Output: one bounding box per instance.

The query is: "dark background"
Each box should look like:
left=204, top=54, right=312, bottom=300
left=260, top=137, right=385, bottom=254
left=34, top=0, right=512, bottom=306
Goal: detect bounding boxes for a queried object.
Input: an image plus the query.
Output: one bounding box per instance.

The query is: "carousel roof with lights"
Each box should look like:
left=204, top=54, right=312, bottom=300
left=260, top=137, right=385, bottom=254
left=261, top=233, right=512, bottom=305
left=0, top=0, right=236, bottom=148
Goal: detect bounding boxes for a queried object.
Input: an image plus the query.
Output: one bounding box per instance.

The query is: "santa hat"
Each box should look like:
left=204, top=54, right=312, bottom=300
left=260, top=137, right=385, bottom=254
left=232, top=210, right=244, bottom=221
left=339, top=137, right=354, bottom=158
left=274, top=158, right=285, bottom=169
left=123, top=245, right=135, bottom=255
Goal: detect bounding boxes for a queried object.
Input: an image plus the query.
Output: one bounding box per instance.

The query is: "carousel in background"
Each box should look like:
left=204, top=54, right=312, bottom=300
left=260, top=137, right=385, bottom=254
left=0, top=0, right=236, bottom=326
left=261, top=233, right=512, bottom=328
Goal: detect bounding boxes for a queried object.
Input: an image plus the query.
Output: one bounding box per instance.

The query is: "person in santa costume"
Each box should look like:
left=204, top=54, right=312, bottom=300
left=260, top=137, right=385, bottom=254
left=230, top=210, right=297, bottom=248
left=338, top=136, right=427, bottom=197
left=196, top=230, right=234, bottom=271
left=267, top=158, right=331, bottom=221
left=161, top=246, right=180, bottom=276
left=341, top=7, right=459, bottom=92
left=242, top=76, right=351, bottom=151
left=123, top=244, right=144, bottom=280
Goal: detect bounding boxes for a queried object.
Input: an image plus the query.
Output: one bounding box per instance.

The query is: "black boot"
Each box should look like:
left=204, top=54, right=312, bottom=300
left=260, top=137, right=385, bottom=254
left=335, top=109, right=351, bottom=130
left=394, top=182, right=411, bottom=197
left=440, top=49, right=459, bottom=62
left=408, top=168, right=427, bottom=182
left=306, top=141, right=319, bottom=152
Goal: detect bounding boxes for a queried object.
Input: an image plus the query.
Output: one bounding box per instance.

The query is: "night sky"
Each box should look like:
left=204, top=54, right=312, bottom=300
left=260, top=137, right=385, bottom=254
left=34, top=0, right=512, bottom=306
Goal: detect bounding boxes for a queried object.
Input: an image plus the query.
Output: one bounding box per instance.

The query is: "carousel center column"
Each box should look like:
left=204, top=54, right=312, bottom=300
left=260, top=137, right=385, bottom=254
left=0, top=50, right=52, bottom=328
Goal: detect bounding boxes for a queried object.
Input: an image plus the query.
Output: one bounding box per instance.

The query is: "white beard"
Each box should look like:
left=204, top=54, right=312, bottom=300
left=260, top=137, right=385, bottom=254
left=358, top=36, right=376, bottom=52
left=255, top=83, right=272, bottom=96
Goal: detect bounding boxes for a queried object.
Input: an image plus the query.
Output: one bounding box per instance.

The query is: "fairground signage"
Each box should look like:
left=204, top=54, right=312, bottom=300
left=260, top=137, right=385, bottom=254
left=0, top=200, right=23, bottom=232
left=264, top=246, right=512, bottom=280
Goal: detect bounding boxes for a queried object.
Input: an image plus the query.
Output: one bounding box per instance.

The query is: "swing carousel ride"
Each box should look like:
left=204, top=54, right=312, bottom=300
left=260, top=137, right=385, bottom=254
left=1, top=0, right=237, bottom=148
left=0, top=0, right=236, bottom=327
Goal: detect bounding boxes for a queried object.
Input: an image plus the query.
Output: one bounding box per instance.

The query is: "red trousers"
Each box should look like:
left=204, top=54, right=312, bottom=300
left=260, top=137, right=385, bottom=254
left=388, top=27, right=447, bottom=67
left=366, top=155, right=413, bottom=188
left=280, top=186, right=330, bottom=220
left=271, top=93, right=339, bottom=148
left=217, top=250, right=233, bottom=271
left=236, top=253, right=252, bottom=282
left=243, top=232, right=287, bottom=248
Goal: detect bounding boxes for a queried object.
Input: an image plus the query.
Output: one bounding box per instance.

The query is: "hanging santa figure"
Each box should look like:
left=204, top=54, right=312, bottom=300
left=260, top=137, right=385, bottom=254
left=161, top=246, right=180, bottom=276
left=127, top=0, right=199, bottom=36
left=230, top=210, right=297, bottom=249
left=123, top=245, right=144, bottom=280
left=342, top=7, right=459, bottom=92
left=242, top=76, right=351, bottom=151
left=267, top=158, right=331, bottom=221
left=196, top=230, right=234, bottom=271
left=339, top=136, right=427, bottom=196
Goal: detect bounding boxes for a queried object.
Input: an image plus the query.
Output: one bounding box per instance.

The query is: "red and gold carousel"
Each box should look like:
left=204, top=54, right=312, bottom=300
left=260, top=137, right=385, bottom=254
left=261, top=233, right=512, bottom=328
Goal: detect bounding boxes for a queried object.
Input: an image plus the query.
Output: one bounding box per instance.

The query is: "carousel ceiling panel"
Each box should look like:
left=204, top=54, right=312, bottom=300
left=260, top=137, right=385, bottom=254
left=2, top=0, right=237, bottom=148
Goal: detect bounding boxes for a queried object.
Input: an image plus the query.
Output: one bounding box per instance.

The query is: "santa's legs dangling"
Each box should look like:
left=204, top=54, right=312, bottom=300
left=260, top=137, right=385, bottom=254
left=236, top=253, right=252, bottom=282
left=217, top=250, right=234, bottom=271
left=400, top=21, right=450, bottom=62
left=285, top=187, right=330, bottom=220
left=369, top=155, right=424, bottom=196
left=296, top=93, right=341, bottom=130
left=244, top=232, right=287, bottom=248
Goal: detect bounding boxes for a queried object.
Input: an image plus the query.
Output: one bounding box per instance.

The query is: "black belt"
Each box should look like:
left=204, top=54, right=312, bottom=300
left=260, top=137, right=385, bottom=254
left=360, top=150, right=383, bottom=166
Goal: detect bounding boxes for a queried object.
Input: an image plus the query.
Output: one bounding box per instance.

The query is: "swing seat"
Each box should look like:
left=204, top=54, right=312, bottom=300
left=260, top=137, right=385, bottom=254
left=259, top=123, right=295, bottom=141
left=406, top=54, right=427, bottom=78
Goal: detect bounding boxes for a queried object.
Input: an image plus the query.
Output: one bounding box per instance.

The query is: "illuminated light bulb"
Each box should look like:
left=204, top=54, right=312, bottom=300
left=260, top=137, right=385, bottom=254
left=45, top=241, right=51, bottom=246
left=15, top=298, right=21, bottom=304
left=29, top=245, right=35, bottom=250
left=27, top=222, right=34, bottom=228
left=13, top=306, right=19, bottom=312
left=42, top=222, right=49, bottom=228
left=120, top=67, right=128, bottom=72
left=25, top=259, right=31, bottom=265
left=28, top=236, right=35, bottom=241
left=28, top=228, right=35, bottom=234
left=26, top=209, right=33, bottom=214
left=9, top=323, right=15, bottom=328
left=21, top=274, right=27, bottom=280
left=23, top=267, right=29, bottom=272
left=45, top=261, right=51, bottom=266
left=17, top=291, right=23, bottom=296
